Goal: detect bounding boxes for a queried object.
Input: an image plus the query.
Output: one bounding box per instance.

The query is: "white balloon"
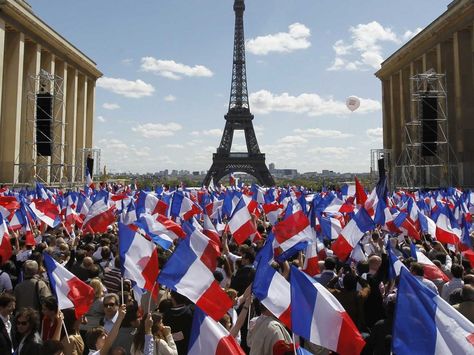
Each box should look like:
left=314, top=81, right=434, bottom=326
left=346, top=96, right=360, bottom=112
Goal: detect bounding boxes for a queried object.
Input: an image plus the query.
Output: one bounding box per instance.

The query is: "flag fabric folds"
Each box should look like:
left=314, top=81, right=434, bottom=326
left=0, top=214, right=12, bottom=264
left=118, top=223, right=159, bottom=292
left=158, top=235, right=232, bottom=321
left=228, top=197, right=256, bottom=245
left=188, top=307, right=245, bottom=355
left=290, top=266, right=365, bottom=355
left=331, top=208, right=375, bottom=260
left=393, top=267, right=474, bottom=355
left=43, top=252, right=95, bottom=319
left=253, top=239, right=292, bottom=328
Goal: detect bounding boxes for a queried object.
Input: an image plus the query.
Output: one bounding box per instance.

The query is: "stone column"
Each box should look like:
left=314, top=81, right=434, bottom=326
left=0, top=30, right=24, bottom=183
left=382, top=79, right=392, bottom=151
left=64, top=66, right=78, bottom=183
left=53, top=59, right=67, bottom=184
left=85, top=78, right=95, bottom=177
left=85, top=79, right=95, bottom=149
left=453, top=28, right=474, bottom=186
left=75, top=74, right=87, bottom=182
left=0, top=19, right=5, bottom=146
left=390, top=73, right=401, bottom=164
left=20, top=42, right=41, bottom=183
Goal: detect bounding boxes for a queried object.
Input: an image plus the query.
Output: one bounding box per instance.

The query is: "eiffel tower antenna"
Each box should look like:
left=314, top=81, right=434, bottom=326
left=203, top=0, right=275, bottom=187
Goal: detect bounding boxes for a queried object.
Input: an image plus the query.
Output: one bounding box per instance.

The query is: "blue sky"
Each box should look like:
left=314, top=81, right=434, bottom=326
left=29, top=0, right=450, bottom=174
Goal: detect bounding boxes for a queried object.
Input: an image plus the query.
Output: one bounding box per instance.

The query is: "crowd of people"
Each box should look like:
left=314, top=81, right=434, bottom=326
left=0, top=182, right=473, bottom=355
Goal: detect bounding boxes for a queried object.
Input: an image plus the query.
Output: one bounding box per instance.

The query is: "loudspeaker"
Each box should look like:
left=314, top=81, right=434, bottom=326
left=421, top=97, right=438, bottom=156
left=377, top=157, right=385, bottom=179
left=36, top=92, right=53, bottom=156
left=87, top=156, right=94, bottom=176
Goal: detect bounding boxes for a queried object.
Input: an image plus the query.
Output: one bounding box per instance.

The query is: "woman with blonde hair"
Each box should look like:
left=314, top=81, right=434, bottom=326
left=80, top=278, right=105, bottom=332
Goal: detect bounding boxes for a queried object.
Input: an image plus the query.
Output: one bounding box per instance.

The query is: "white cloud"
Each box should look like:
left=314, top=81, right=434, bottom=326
left=402, top=28, right=423, bottom=41
left=132, top=122, right=183, bottom=138
left=121, top=58, right=133, bottom=65
left=246, top=23, right=311, bottom=55
left=140, top=57, right=213, bottom=80
left=366, top=127, right=383, bottom=143
left=327, top=21, right=423, bottom=71
left=190, top=129, right=223, bottom=137
left=250, top=90, right=381, bottom=116
left=164, top=95, right=177, bottom=102
left=308, top=146, right=356, bottom=159
left=294, top=128, right=353, bottom=139
left=96, top=115, right=106, bottom=123
left=279, top=135, right=308, bottom=144
left=96, top=138, right=164, bottom=173
left=97, top=77, right=155, bottom=98
left=102, top=103, right=120, bottom=110
left=166, top=144, right=184, bottom=149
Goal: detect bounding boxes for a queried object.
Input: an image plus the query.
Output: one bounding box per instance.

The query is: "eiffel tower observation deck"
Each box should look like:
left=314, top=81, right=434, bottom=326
left=203, top=0, right=275, bottom=187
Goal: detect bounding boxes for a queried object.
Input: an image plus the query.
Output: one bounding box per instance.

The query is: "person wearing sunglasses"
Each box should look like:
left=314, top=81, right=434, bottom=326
left=101, top=294, right=120, bottom=334
left=13, top=307, right=42, bottom=355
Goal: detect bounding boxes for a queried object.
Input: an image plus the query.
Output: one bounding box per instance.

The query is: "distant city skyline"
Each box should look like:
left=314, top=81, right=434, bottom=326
left=29, top=0, right=451, bottom=174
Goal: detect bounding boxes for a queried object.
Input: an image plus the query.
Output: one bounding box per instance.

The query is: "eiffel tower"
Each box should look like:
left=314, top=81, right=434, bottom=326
left=203, top=0, right=275, bottom=187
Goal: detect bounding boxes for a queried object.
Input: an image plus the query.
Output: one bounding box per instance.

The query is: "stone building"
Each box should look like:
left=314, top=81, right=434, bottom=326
left=375, top=0, right=474, bottom=188
left=0, top=0, right=101, bottom=185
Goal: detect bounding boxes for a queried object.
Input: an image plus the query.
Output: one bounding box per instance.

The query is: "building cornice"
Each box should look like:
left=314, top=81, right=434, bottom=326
left=375, top=0, right=474, bottom=79
left=0, top=0, right=102, bottom=79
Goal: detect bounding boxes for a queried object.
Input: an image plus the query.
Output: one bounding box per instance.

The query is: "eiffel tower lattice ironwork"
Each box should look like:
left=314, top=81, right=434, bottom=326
left=203, top=0, right=275, bottom=187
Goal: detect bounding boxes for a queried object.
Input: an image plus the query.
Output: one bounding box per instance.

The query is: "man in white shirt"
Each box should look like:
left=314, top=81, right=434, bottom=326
left=101, top=293, right=120, bottom=334
left=441, top=264, right=464, bottom=301
left=0, top=293, right=15, bottom=354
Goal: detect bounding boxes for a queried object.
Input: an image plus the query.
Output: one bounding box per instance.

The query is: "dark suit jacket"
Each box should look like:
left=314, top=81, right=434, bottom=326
left=16, top=332, right=42, bottom=355
left=0, top=317, right=12, bottom=355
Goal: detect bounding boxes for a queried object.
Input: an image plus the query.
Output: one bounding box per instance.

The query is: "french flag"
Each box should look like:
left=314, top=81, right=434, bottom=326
left=82, top=197, right=116, bottom=233
left=0, top=214, right=12, bottom=264
left=119, top=223, right=159, bottom=292
left=85, top=167, right=95, bottom=190
left=320, top=215, right=344, bottom=240
left=136, top=191, right=168, bottom=217
left=253, top=238, right=292, bottom=328
left=262, top=203, right=283, bottom=226
left=170, top=192, right=202, bottom=221
left=273, top=206, right=315, bottom=261
left=387, top=241, right=407, bottom=281
left=290, top=266, right=365, bottom=355
left=158, top=234, right=233, bottom=321
left=28, top=199, right=61, bottom=228
left=202, top=214, right=221, bottom=246
left=302, top=242, right=320, bottom=277
left=418, top=211, right=437, bottom=239
left=188, top=307, right=245, bottom=355
left=331, top=207, right=375, bottom=261
left=323, top=196, right=354, bottom=215
left=133, top=213, right=186, bottom=250
left=43, top=252, right=95, bottom=318
left=435, top=205, right=461, bottom=244
left=184, top=221, right=220, bottom=272
left=411, top=243, right=449, bottom=282
left=393, top=267, right=474, bottom=355
left=228, top=197, right=256, bottom=245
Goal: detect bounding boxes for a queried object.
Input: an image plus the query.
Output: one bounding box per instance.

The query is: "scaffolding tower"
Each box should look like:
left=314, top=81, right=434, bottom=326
left=393, top=69, right=458, bottom=189
left=16, top=69, right=66, bottom=186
